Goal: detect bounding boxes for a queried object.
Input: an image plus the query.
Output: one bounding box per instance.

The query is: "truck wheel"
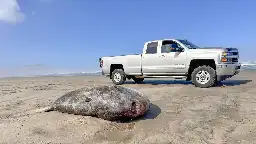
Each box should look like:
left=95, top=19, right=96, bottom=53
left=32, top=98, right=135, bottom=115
left=111, top=69, right=126, bottom=85
left=132, top=77, right=144, bottom=83
left=191, top=65, right=216, bottom=88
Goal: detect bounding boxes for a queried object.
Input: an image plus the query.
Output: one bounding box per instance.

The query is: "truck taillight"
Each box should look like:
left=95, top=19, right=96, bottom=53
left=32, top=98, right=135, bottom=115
left=99, top=58, right=103, bottom=67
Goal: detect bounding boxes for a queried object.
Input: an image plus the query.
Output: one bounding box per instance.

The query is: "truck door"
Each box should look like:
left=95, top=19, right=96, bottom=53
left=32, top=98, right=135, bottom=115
left=158, top=40, right=188, bottom=74
left=141, top=41, right=162, bottom=74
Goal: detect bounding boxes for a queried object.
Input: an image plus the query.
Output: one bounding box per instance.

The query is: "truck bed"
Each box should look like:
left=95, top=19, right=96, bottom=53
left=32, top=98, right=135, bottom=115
left=100, top=54, right=142, bottom=75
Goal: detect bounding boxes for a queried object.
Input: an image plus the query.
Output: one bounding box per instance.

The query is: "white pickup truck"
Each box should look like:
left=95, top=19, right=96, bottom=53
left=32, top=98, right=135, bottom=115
left=99, top=39, right=241, bottom=88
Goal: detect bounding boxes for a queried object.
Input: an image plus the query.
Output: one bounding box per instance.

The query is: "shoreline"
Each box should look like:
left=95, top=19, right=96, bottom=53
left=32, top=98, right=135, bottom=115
left=0, top=68, right=255, bottom=79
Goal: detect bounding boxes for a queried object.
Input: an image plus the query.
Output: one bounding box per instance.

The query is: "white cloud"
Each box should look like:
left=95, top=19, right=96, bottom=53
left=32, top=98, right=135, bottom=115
left=0, top=0, right=25, bottom=24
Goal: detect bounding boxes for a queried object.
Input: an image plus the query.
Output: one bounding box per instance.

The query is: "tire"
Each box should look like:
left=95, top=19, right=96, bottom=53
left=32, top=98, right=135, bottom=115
left=191, top=65, right=216, bottom=88
left=111, top=69, right=126, bottom=85
left=132, top=77, right=144, bottom=83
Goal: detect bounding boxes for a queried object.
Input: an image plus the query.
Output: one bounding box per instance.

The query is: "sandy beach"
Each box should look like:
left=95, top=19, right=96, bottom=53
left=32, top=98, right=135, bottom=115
left=0, top=70, right=256, bottom=144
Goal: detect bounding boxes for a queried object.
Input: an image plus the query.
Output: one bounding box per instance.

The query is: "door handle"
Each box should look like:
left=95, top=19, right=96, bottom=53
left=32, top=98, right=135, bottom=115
left=160, top=55, right=165, bottom=57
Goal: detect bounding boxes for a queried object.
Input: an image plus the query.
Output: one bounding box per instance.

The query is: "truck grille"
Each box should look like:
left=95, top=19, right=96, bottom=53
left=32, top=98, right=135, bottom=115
left=232, top=58, right=238, bottom=62
left=226, top=48, right=239, bottom=62
left=227, top=58, right=238, bottom=63
left=224, top=48, right=239, bottom=63
left=232, top=52, right=238, bottom=55
left=226, top=48, right=239, bottom=57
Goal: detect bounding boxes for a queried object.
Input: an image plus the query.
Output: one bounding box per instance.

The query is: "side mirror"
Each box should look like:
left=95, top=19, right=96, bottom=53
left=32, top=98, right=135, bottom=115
left=176, top=48, right=184, bottom=52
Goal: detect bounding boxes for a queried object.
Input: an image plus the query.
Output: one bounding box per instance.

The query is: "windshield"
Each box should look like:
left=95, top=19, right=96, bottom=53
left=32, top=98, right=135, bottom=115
left=177, top=39, right=200, bottom=49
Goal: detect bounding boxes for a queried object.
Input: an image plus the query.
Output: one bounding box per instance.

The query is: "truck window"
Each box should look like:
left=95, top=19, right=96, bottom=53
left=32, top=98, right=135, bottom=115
left=146, top=42, right=158, bottom=54
left=161, top=40, right=182, bottom=53
left=161, top=45, right=171, bottom=53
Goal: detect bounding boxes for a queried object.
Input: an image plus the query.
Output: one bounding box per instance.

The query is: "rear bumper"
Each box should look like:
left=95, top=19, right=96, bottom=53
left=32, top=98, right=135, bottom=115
left=101, top=66, right=110, bottom=76
left=216, top=63, right=241, bottom=81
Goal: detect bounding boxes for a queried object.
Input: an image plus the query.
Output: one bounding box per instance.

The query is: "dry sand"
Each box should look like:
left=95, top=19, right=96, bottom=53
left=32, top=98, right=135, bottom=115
left=0, top=70, right=256, bottom=144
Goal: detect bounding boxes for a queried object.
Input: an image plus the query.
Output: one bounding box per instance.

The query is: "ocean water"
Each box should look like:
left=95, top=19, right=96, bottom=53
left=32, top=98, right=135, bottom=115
left=241, top=66, right=256, bottom=71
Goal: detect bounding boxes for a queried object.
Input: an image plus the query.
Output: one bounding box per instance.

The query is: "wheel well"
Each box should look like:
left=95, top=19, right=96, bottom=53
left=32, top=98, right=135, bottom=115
left=187, top=59, right=216, bottom=81
left=110, top=64, right=124, bottom=78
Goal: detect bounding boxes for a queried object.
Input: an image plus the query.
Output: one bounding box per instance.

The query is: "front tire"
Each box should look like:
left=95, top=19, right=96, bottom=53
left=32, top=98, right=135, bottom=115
left=191, top=65, right=216, bottom=88
left=111, top=69, right=126, bottom=85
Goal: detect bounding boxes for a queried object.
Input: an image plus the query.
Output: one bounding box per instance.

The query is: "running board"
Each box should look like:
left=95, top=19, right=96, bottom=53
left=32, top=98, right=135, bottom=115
left=143, top=75, right=187, bottom=79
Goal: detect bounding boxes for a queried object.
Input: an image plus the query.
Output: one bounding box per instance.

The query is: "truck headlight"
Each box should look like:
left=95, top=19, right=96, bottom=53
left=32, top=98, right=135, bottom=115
left=221, top=52, right=231, bottom=62
left=222, top=52, right=227, bottom=56
left=222, top=52, right=233, bottom=56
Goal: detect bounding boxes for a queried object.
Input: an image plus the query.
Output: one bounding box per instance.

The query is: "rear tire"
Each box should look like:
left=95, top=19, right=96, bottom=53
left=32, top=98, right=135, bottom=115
left=132, top=77, right=144, bottom=83
left=191, top=65, right=216, bottom=88
left=111, top=69, right=126, bottom=85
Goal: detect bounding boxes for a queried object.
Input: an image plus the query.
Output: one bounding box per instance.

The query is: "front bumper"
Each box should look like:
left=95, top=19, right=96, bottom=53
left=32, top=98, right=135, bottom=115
left=216, top=63, right=241, bottom=81
left=216, top=63, right=241, bottom=76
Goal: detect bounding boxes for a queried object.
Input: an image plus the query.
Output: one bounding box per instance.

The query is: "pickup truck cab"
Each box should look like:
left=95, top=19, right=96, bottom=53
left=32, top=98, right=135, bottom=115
left=99, top=39, right=241, bottom=88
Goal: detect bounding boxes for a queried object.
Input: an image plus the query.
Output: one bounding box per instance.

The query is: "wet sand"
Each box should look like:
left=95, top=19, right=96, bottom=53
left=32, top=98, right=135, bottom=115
left=0, top=70, right=255, bottom=144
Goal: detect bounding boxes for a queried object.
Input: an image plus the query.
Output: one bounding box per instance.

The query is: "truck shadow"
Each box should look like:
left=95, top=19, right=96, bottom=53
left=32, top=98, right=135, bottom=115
left=125, top=80, right=192, bottom=85
left=215, top=79, right=252, bottom=87
left=125, top=79, right=252, bottom=87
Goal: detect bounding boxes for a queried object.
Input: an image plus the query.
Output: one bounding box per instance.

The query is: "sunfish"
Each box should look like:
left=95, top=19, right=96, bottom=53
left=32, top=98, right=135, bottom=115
left=39, top=85, right=150, bottom=121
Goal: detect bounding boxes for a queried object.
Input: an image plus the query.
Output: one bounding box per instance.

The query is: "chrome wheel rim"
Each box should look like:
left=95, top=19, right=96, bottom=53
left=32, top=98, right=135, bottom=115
left=196, top=70, right=210, bottom=84
left=113, top=73, right=121, bottom=82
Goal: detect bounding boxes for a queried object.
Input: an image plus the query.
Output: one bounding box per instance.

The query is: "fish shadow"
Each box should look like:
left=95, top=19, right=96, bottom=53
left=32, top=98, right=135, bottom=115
left=214, top=79, right=252, bottom=87
left=119, top=103, right=161, bottom=123
left=142, top=103, right=161, bottom=120
left=125, top=79, right=252, bottom=87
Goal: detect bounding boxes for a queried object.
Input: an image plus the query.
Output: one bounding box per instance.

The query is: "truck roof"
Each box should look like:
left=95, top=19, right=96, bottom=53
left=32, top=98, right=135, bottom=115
left=146, top=39, right=185, bottom=43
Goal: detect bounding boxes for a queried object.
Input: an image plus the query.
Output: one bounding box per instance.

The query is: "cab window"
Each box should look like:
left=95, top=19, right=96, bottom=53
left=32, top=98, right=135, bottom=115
left=146, top=42, right=158, bottom=54
left=161, top=40, right=182, bottom=53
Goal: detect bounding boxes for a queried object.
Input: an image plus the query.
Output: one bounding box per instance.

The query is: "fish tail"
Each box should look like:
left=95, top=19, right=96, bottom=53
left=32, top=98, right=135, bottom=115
left=37, top=106, right=54, bottom=112
left=26, top=106, right=54, bottom=115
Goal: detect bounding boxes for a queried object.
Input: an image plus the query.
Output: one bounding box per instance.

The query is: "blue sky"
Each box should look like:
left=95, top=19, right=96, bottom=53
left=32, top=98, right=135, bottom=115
left=0, top=0, right=255, bottom=76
